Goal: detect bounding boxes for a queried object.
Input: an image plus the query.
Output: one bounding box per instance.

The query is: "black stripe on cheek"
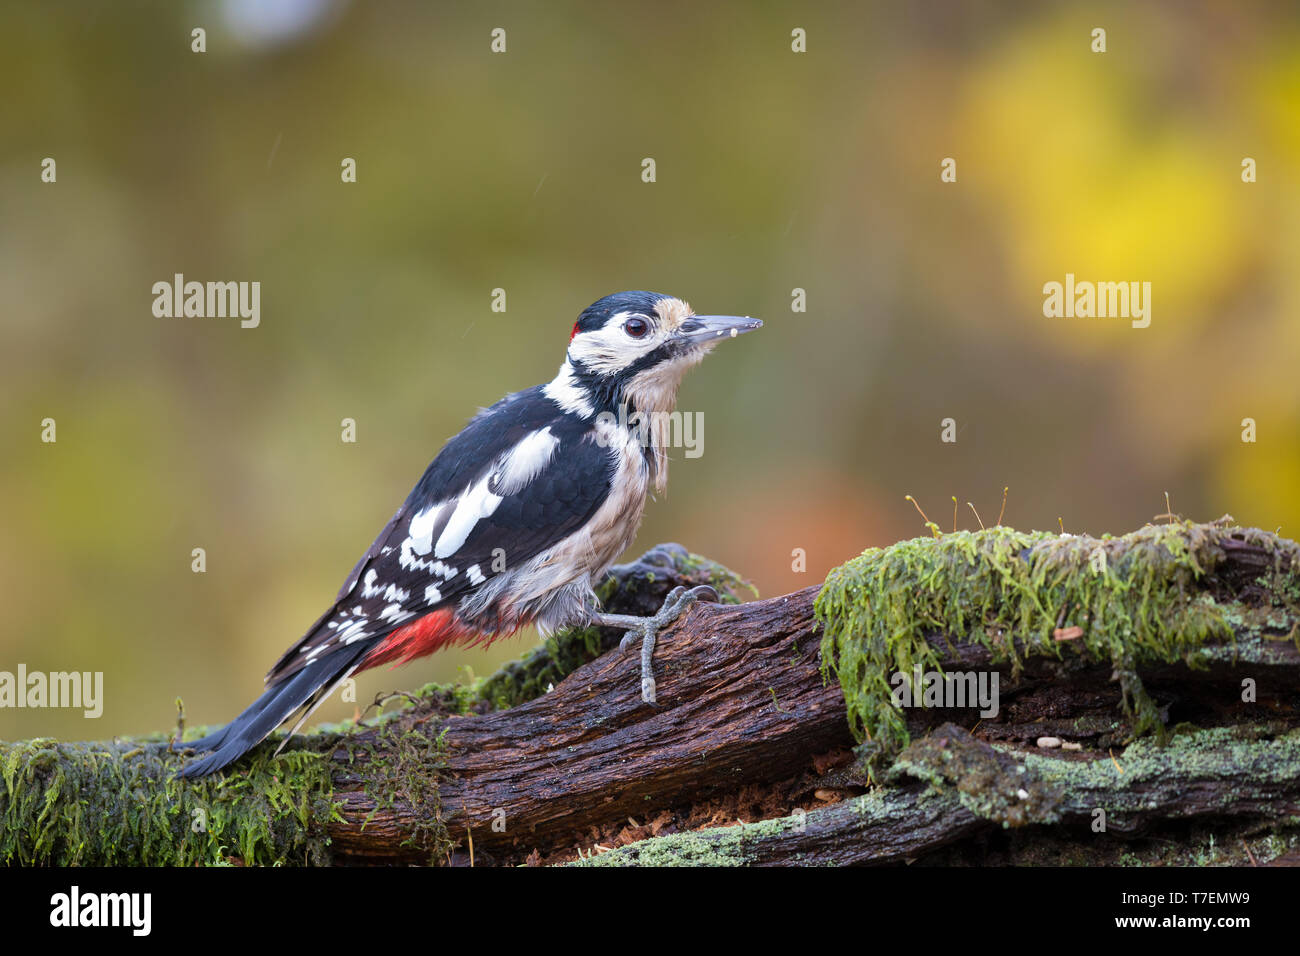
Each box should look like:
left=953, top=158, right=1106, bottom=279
left=620, top=342, right=677, bottom=378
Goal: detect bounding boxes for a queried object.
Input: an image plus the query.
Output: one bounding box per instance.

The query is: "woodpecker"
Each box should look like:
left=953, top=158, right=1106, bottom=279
left=179, top=291, right=761, bottom=777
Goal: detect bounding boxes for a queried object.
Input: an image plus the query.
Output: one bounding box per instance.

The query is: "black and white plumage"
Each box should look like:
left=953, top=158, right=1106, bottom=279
left=179, top=291, right=761, bottom=777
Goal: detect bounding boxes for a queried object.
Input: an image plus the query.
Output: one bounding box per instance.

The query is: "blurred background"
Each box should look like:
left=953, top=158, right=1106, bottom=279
left=2, top=1, right=1298, bottom=740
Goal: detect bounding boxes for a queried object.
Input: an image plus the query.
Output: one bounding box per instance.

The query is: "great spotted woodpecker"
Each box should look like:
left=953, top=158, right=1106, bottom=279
left=179, top=291, right=761, bottom=776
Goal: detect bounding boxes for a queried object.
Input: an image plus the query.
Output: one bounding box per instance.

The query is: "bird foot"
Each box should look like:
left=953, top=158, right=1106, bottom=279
left=591, top=584, right=719, bottom=703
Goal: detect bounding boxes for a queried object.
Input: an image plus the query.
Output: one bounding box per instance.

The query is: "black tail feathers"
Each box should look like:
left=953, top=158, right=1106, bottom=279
left=177, top=642, right=371, bottom=778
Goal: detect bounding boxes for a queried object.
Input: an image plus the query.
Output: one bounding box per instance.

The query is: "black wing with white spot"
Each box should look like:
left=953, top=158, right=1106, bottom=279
left=267, top=386, right=613, bottom=681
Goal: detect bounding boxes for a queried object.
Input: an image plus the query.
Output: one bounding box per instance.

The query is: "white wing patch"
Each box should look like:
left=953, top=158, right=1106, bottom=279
left=430, top=427, right=559, bottom=560
left=435, top=472, right=504, bottom=559
left=492, top=426, right=559, bottom=494
left=406, top=503, right=445, bottom=556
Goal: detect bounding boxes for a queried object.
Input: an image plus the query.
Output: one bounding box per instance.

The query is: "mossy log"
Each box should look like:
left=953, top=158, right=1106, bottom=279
left=3, top=521, right=1299, bottom=866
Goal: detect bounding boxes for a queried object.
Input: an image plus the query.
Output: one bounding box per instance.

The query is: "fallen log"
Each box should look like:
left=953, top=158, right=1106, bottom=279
left=329, top=582, right=841, bottom=864
left=572, top=722, right=1300, bottom=866
left=2, top=520, right=1298, bottom=866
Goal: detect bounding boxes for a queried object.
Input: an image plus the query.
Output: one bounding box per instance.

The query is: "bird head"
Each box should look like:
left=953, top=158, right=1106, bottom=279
left=562, top=291, right=762, bottom=417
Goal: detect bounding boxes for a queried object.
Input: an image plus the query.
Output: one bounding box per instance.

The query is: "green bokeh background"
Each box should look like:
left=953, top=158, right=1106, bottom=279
left=3, top=1, right=1298, bottom=741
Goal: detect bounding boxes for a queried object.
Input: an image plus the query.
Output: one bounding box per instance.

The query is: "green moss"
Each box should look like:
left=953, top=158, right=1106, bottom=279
left=815, top=520, right=1299, bottom=765
left=345, top=721, right=452, bottom=863
left=0, top=699, right=450, bottom=866
left=0, top=735, right=341, bottom=866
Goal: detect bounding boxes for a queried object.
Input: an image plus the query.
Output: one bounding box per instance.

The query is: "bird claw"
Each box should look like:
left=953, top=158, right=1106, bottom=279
left=628, top=584, right=718, bottom=703
left=656, top=584, right=719, bottom=621
left=595, top=583, right=722, bottom=704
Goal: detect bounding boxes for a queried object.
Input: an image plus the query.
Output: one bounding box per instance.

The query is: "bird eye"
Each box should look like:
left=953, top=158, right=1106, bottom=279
left=623, top=317, right=649, bottom=338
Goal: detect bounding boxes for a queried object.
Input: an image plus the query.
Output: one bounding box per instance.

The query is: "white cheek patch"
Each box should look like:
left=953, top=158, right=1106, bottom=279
left=568, top=313, right=659, bottom=375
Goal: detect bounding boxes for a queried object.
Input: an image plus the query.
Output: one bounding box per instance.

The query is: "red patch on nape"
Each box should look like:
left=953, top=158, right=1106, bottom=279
left=570, top=322, right=580, bottom=343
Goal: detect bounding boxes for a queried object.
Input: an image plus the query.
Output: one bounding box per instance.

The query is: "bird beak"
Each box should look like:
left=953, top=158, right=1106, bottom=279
left=677, top=314, right=764, bottom=344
